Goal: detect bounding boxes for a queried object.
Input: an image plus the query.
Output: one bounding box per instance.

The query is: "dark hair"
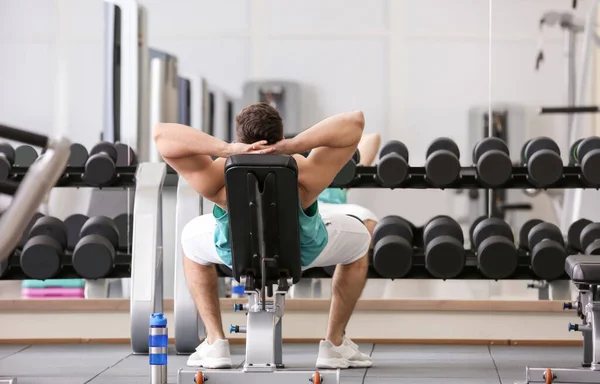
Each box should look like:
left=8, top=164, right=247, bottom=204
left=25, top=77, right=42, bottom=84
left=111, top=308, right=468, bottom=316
left=236, top=103, right=283, bottom=144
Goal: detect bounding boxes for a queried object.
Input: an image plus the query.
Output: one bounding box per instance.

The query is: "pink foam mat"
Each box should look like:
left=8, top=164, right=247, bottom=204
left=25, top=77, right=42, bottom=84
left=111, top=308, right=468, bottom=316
left=21, top=287, right=85, bottom=298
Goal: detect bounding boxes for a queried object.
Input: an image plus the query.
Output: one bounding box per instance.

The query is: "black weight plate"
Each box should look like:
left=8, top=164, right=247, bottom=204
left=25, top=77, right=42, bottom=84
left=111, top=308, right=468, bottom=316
left=113, top=213, right=133, bottom=250
left=568, top=218, right=593, bottom=251
left=0, top=157, right=10, bottom=180
left=477, top=236, right=518, bottom=279
left=423, top=216, right=463, bottom=246
left=581, top=223, right=600, bottom=252
left=80, top=216, right=119, bottom=248
left=14, top=145, right=38, bottom=166
left=469, top=216, right=487, bottom=246
left=69, top=143, right=89, bottom=166
left=373, top=216, right=413, bottom=245
left=425, top=236, right=465, bottom=279
left=576, top=136, right=600, bottom=163
left=379, top=140, right=409, bottom=161
left=425, top=150, right=460, bottom=187
left=473, top=217, right=514, bottom=249
left=372, top=235, right=413, bottom=278
left=477, top=150, right=512, bottom=187
left=331, top=160, right=356, bottom=187
left=580, top=148, right=600, bottom=186
left=524, top=136, right=561, bottom=161
left=527, top=149, right=563, bottom=187
left=72, top=235, right=115, bottom=279
left=90, top=142, right=118, bottom=162
left=518, top=219, right=544, bottom=249
left=585, top=239, right=600, bottom=255
left=0, top=143, right=15, bottom=164
left=115, top=143, right=138, bottom=166
left=64, top=214, right=89, bottom=250
left=353, top=149, right=361, bottom=165
left=520, top=139, right=532, bottom=164
left=29, top=216, right=68, bottom=250
left=376, top=153, right=408, bottom=187
left=426, top=137, right=460, bottom=159
left=472, top=137, right=509, bottom=164
left=20, top=237, right=62, bottom=280
left=531, top=241, right=567, bottom=280
left=528, top=222, right=564, bottom=248
left=85, top=154, right=117, bottom=186
left=570, top=138, right=585, bottom=165
left=18, top=212, right=44, bottom=248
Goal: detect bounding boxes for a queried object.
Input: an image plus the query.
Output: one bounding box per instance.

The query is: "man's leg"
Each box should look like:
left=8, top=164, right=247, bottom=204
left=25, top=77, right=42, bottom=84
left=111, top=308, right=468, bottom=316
left=363, top=219, right=377, bottom=246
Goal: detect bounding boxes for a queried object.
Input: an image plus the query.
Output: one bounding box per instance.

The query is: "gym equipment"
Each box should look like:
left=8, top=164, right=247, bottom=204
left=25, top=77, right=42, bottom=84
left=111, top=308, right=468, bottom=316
left=372, top=215, right=414, bottom=278
left=331, top=149, right=360, bottom=187
left=68, top=143, right=89, bottom=166
left=568, top=218, right=593, bottom=251
left=64, top=214, right=89, bottom=250
left=423, top=216, right=465, bottom=278
left=519, top=220, right=567, bottom=280
left=113, top=213, right=134, bottom=250
left=14, top=145, right=38, bottom=166
left=523, top=255, right=600, bottom=383
left=571, top=136, right=600, bottom=185
left=472, top=137, right=512, bottom=187
left=377, top=140, right=409, bottom=187
left=0, top=143, right=15, bottom=180
left=425, top=137, right=461, bottom=187
left=72, top=216, right=120, bottom=279
left=116, top=143, right=138, bottom=166
left=471, top=217, right=518, bottom=279
left=178, top=154, right=338, bottom=384
left=150, top=313, right=168, bottom=384
left=85, top=142, right=119, bottom=186
left=520, top=136, right=563, bottom=187
left=20, top=216, right=68, bottom=280
left=18, top=212, right=45, bottom=249
left=579, top=222, right=600, bottom=255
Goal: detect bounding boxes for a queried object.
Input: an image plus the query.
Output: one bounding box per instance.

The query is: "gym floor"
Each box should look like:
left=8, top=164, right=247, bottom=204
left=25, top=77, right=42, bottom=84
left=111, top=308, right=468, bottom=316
left=0, top=343, right=582, bottom=384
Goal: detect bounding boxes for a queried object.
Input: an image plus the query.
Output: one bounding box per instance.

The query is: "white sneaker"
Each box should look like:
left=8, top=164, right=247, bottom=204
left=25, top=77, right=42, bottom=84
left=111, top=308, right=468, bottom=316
left=315, top=336, right=372, bottom=369
left=186, top=339, right=232, bottom=368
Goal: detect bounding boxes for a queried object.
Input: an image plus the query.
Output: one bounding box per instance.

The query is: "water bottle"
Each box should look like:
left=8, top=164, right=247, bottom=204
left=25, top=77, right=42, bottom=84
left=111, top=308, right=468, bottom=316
left=149, top=313, right=168, bottom=384
left=231, top=279, right=244, bottom=298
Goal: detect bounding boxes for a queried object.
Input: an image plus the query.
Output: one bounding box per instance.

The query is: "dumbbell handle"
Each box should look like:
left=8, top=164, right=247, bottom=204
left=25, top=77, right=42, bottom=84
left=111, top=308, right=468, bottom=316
left=0, top=124, right=48, bottom=148
left=499, top=203, right=533, bottom=212
left=539, top=106, right=599, bottom=114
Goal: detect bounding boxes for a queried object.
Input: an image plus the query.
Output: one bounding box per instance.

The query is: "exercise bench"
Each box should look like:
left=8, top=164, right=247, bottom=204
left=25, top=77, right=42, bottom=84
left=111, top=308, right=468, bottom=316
left=522, top=255, right=600, bottom=383
left=177, top=154, right=339, bottom=384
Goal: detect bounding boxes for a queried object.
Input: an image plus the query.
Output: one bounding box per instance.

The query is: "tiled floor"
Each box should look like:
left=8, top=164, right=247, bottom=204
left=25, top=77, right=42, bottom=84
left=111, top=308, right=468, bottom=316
left=0, top=343, right=585, bottom=384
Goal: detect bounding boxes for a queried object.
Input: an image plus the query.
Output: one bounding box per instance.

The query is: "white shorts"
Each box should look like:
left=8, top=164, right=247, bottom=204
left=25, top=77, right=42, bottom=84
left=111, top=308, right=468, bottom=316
left=318, top=202, right=378, bottom=223
left=181, top=212, right=370, bottom=270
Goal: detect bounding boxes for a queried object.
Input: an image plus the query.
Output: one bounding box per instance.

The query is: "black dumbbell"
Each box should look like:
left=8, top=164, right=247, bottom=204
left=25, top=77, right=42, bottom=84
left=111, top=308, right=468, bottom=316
left=471, top=217, right=518, bottom=279
left=113, top=213, right=133, bottom=250
left=568, top=218, right=593, bottom=252
left=84, top=142, right=118, bottom=186
left=18, top=212, right=45, bottom=249
left=472, top=137, right=512, bottom=187
left=425, top=137, right=461, bottom=187
left=14, top=145, right=38, bottom=167
left=571, top=137, right=600, bottom=185
left=580, top=222, right=600, bottom=255
left=423, top=215, right=465, bottom=278
left=520, top=220, right=566, bottom=280
left=377, top=140, right=409, bottom=187
left=331, top=150, right=361, bottom=187
left=372, top=215, right=414, bottom=278
left=72, top=216, right=120, bottom=279
left=0, top=143, right=15, bottom=180
left=20, top=216, right=67, bottom=280
left=520, top=137, right=563, bottom=187
left=116, top=143, right=139, bottom=167
left=64, top=214, right=89, bottom=251
left=69, top=143, right=89, bottom=166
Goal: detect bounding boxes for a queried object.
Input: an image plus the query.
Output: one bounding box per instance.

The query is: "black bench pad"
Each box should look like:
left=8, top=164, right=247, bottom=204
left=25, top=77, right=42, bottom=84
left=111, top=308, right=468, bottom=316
left=566, top=255, right=600, bottom=284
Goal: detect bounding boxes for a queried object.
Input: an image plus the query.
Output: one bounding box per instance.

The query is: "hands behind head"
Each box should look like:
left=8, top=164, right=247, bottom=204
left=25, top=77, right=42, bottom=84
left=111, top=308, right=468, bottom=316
left=226, top=139, right=297, bottom=156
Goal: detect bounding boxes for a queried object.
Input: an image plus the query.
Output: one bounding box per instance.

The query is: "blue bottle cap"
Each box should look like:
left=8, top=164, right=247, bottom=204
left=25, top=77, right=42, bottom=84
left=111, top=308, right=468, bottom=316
left=232, top=285, right=245, bottom=294
left=150, top=313, right=167, bottom=327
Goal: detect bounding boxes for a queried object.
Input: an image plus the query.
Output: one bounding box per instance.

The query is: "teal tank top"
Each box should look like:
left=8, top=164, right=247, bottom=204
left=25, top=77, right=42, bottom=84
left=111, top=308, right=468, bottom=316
left=318, top=188, right=347, bottom=204
left=212, top=201, right=328, bottom=267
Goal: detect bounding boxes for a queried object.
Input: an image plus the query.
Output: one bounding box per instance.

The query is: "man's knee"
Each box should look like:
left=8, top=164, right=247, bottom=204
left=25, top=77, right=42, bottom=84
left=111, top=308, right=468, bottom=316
left=363, top=219, right=377, bottom=236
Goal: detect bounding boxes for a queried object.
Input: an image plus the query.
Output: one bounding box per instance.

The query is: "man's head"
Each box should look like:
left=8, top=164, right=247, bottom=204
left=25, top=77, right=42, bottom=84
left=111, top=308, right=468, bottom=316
left=236, top=103, right=283, bottom=145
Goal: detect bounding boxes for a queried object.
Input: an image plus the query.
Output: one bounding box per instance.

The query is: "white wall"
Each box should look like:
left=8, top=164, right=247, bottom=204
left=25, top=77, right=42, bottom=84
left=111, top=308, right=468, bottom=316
left=0, top=0, right=596, bottom=225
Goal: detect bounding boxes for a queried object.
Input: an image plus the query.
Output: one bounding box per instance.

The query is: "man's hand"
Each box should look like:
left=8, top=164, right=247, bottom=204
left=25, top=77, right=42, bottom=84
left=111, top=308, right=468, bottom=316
left=269, top=139, right=299, bottom=155
left=224, top=140, right=274, bottom=156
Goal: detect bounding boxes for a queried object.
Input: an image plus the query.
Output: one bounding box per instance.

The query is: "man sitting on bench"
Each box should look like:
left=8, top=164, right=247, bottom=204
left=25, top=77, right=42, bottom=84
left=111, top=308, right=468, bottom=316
left=154, top=103, right=372, bottom=370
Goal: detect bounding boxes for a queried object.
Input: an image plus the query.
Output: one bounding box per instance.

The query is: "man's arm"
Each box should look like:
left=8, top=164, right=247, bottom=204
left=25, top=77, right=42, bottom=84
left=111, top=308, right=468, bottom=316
left=357, top=132, right=381, bottom=166
left=278, top=111, right=365, bottom=205
left=153, top=123, right=268, bottom=206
